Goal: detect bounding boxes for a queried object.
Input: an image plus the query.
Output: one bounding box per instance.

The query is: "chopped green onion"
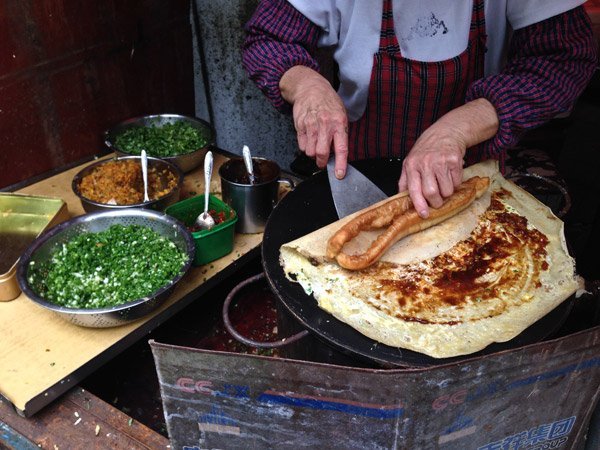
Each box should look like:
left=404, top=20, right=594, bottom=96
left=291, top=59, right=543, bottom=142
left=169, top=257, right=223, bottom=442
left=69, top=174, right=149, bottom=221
left=28, top=224, right=188, bottom=309
left=115, top=121, right=208, bottom=157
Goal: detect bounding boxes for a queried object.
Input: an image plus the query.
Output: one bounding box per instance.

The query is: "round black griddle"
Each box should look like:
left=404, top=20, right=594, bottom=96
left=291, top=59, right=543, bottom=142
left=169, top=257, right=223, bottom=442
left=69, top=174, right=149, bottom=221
left=261, top=159, right=573, bottom=367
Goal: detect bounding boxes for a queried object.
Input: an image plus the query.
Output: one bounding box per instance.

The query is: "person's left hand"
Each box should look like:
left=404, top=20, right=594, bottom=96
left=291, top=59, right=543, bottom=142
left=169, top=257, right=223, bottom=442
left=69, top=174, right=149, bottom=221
left=398, top=123, right=466, bottom=219
left=398, top=98, right=499, bottom=218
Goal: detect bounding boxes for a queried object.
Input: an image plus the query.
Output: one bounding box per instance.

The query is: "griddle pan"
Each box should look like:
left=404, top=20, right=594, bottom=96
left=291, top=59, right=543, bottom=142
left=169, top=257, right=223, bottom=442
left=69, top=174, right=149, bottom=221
left=261, top=159, right=573, bottom=367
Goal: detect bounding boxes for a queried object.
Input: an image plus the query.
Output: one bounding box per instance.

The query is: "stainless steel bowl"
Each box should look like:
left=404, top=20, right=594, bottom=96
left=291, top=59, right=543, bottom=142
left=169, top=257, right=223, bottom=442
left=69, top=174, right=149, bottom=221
left=16, top=209, right=195, bottom=328
left=104, top=114, right=214, bottom=173
left=72, top=155, right=184, bottom=213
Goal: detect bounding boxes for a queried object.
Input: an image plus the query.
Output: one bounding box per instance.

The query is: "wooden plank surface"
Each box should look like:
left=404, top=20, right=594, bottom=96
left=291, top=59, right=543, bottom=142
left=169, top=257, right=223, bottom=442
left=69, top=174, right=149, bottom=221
left=0, top=387, right=169, bottom=449
left=0, top=152, right=263, bottom=415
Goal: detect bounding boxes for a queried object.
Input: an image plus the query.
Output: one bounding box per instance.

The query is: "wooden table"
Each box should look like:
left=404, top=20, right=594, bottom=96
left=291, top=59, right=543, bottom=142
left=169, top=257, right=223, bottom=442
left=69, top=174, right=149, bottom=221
left=0, top=388, right=170, bottom=449
left=0, top=150, right=286, bottom=448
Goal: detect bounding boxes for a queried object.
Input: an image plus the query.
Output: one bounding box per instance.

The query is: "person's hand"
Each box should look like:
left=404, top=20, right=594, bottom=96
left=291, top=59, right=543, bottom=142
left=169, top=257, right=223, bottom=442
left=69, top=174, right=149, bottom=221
left=280, top=66, right=349, bottom=178
left=398, top=99, right=500, bottom=218
left=398, top=126, right=466, bottom=219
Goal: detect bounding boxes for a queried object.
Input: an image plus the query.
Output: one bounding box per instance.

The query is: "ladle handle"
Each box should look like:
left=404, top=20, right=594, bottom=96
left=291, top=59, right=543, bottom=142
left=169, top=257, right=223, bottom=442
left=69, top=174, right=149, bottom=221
left=222, top=273, right=309, bottom=348
left=242, top=145, right=254, bottom=180
left=204, top=151, right=213, bottom=213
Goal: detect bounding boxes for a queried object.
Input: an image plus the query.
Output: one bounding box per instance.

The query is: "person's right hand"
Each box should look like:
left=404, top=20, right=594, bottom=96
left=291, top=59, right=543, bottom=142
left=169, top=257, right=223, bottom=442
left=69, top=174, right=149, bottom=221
left=280, top=66, right=349, bottom=179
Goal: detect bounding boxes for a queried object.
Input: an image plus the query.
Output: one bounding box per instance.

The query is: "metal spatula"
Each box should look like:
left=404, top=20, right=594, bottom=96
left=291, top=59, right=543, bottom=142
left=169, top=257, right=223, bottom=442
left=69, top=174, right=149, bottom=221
left=327, top=158, right=388, bottom=219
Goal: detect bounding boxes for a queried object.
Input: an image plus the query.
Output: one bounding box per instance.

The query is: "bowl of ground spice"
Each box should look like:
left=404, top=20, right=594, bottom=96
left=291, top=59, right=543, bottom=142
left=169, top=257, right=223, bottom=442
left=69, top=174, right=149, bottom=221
left=16, top=209, right=195, bottom=328
left=72, top=155, right=183, bottom=213
left=105, top=114, right=214, bottom=173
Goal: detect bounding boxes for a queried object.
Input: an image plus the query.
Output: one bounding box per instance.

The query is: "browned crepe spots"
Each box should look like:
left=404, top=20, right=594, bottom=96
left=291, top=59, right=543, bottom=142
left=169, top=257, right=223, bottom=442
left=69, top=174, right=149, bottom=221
left=351, top=190, right=550, bottom=325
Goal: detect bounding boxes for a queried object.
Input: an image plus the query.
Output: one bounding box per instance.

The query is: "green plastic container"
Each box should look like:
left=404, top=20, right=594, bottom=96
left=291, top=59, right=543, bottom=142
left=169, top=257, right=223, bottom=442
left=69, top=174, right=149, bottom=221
left=165, top=195, right=237, bottom=266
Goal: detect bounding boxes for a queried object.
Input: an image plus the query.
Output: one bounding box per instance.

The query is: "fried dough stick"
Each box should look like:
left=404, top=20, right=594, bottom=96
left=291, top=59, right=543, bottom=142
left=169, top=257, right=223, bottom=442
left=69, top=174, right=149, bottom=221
left=327, top=176, right=490, bottom=270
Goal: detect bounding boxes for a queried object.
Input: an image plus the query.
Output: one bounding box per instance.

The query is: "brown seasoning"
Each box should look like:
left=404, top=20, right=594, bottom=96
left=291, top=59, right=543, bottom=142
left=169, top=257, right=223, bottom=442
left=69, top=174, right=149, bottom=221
left=78, top=159, right=177, bottom=205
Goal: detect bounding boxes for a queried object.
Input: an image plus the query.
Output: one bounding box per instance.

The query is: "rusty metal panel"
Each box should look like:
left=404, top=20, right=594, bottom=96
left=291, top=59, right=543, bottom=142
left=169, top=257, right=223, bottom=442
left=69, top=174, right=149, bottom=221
left=151, top=326, right=600, bottom=449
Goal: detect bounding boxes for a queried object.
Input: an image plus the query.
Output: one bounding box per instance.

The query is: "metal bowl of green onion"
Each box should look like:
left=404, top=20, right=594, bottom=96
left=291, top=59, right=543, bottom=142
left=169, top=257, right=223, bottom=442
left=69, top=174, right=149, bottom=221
left=16, top=209, right=195, bottom=328
left=105, top=114, right=214, bottom=173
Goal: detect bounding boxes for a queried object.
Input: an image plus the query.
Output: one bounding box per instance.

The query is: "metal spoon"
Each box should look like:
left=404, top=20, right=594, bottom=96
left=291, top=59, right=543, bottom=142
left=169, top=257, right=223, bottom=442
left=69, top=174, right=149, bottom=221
left=242, top=145, right=256, bottom=184
left=194, top=150, right=215, bottom=230
left=141, top=149, right=150, bottom=202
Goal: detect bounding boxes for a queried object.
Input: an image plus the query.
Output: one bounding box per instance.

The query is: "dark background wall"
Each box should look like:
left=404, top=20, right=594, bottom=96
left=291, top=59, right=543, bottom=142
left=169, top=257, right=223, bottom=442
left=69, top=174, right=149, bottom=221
left=0, top=0, right=195, bottom=189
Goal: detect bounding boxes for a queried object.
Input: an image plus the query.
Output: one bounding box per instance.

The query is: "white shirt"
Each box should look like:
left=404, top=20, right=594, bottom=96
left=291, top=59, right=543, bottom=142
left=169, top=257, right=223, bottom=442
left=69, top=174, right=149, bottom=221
left=287, top=0, right=587, bottom=120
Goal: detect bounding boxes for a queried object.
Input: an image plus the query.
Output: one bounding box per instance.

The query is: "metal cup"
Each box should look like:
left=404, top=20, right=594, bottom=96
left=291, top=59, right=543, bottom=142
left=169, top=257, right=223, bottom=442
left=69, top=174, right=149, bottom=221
left=219, top=157, right=294, bottom=233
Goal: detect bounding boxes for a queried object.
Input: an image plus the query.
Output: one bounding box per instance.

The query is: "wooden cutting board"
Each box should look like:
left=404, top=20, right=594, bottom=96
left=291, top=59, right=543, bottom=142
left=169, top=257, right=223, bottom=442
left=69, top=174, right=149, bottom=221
left=0, top=152, right=264, bottom=416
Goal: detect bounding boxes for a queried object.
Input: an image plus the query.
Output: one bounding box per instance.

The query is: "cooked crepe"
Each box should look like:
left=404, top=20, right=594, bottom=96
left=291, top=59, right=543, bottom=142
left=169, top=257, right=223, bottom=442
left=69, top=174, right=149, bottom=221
left=279, top=160, right=582, bottom=358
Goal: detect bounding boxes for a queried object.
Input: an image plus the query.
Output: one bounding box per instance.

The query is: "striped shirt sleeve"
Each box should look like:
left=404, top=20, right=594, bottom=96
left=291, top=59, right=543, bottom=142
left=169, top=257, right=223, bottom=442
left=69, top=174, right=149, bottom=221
left=465, top=6, right=598, bottom=159
left=242, top=0, right=322, bottom=114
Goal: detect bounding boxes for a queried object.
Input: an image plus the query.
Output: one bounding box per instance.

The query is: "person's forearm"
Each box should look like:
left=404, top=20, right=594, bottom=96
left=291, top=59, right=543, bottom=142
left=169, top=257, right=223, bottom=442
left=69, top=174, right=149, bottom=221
left=279, top=65, right=332, bottom=104
left=465, top=6, right=597, bottom=154
left=435, top=98, right=499, bottom=151
left=242, top=0, right=321, bottom=112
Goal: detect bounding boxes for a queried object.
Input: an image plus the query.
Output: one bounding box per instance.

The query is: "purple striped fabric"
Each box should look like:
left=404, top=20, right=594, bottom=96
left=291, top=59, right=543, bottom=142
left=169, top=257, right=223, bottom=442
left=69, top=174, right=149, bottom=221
left=465, top=5, right=598, bottom=159
left=242, top=0, right=321, bottom=114
left=242, top=2, right=598, bottom=155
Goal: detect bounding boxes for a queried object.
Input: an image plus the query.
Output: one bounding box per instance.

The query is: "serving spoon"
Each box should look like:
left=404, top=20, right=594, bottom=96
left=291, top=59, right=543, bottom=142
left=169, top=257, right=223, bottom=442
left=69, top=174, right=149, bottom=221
left=141, top=149, right=150, bottom=202
left=194, top=150, right=215, bottom=230
left=242, top=145, right=256, bottom=184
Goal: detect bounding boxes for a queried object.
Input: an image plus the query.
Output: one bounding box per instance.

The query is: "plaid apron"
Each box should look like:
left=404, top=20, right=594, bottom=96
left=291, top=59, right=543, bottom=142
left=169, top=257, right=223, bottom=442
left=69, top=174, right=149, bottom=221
left=348, top=0, right=487, bottom=162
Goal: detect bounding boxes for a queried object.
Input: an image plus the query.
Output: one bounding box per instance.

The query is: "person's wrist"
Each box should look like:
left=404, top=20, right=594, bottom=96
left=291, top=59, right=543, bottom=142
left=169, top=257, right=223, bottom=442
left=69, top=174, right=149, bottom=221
left=462, top=98, right=499, bottom=147
left=280, top=65, right=330, bottom=104
left=418, top=124, right=469, bottom=157
left=436, top=98, right=499, bottom=149
left=441, top=126, right=469, bottom=155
